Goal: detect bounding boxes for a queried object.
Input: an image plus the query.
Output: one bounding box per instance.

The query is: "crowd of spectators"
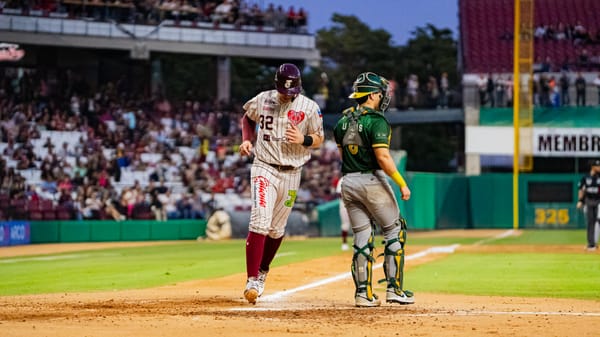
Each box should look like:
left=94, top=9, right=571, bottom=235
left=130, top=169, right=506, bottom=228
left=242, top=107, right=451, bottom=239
left=0, top=0, right=309, bottom=34
left=530, top=49, right=600, bottom=74
left=476, top=73, right=514, bottom=108
left=379, top=72, right=456, bottom=110
left=496, top=20, right=600, bottom=73
left=476, top=70, right=600, bottom=108
left=0, top=66, right=340, bottom=222
left=533, top=21, right=600, bottom=46
left=331, top=71, right=459, bottom=113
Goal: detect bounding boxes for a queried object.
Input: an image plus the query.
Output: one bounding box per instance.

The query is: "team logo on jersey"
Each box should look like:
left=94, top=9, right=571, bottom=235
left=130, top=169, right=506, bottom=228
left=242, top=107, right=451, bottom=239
left=253, top=176, right=270, bottom=208
left=287, top=110, right=305, bottom=126
left=263, top=134, right=286, bottom=142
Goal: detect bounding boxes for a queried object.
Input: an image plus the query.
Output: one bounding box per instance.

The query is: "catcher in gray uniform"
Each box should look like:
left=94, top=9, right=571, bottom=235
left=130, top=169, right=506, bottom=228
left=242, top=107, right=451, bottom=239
left=333, top=72, right=413, bottom=307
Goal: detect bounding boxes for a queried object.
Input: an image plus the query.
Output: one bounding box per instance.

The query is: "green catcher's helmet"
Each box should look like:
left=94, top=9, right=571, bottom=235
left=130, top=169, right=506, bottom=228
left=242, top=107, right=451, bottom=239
left=348, top=72, right=392, bottom=111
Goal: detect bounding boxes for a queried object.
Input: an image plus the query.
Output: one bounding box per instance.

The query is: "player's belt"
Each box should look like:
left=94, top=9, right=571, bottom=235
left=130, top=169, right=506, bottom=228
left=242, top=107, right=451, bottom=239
left=344, top=170, right=375, bottom=175
left=266, top=162, right=297, bottom=171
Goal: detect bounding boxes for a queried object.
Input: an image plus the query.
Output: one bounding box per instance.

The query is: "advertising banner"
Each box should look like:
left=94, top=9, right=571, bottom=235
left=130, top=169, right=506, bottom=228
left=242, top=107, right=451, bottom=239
left=0, top=221, right=30, bottom=246
left=466, top=126, right=600, bottom=157
left=0, top=222, right=8, bottom=246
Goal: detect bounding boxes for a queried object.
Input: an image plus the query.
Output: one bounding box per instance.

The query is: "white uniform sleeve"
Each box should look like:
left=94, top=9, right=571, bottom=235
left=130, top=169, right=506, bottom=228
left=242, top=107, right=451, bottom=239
left=243, top=93, right=261, bottom=122
left=305, top=101, right=324, bottom=137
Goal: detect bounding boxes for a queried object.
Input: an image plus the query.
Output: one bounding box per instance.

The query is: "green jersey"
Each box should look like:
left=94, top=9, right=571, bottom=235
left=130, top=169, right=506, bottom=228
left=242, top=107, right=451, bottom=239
left=333, top=106, right=391, bottom=174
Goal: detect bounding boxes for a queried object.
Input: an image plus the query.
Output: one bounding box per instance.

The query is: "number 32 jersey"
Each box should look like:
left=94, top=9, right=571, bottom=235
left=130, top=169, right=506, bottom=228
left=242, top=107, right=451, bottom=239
left=243, top=89, right=323, bottom=167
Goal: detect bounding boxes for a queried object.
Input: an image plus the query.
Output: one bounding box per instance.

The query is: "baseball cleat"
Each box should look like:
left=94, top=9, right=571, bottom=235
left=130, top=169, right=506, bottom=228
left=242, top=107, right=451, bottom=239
left=354, top=293, right=381, bottom=307
left=386, top=288, right=415, bottom=305
left=244, top=278, right=260, bottom=304
left=256, top=270, right=268, bottom=297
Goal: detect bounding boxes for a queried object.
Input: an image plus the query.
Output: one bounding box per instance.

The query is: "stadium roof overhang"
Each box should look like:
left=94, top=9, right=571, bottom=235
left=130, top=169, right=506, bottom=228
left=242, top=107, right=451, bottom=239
left=0, top=14, right=320, bottom=63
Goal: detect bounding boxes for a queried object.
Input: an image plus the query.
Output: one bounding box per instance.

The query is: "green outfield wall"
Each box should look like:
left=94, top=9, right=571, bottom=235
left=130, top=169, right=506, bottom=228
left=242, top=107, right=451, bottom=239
left=29, top=219, right=206, bottom=243
left=25, top=173, right=586, bottom=242
left=317, top=173, right=585, bottom=235
left=405, top=172, right=470, bottom=230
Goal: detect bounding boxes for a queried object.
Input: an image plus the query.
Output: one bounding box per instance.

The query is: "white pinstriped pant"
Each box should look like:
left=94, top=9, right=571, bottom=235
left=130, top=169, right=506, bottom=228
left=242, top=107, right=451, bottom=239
left=248, top=160, right=302, bottom=238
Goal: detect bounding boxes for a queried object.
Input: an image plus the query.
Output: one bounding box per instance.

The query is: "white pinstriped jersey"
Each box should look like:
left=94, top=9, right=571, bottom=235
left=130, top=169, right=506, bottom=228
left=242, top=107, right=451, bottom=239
left=243, top=90, right=324, bottom=168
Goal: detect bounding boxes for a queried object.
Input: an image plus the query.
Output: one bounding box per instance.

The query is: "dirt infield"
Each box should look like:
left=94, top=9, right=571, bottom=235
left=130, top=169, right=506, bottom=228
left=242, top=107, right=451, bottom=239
left=1, top=230, right=599, bottom=337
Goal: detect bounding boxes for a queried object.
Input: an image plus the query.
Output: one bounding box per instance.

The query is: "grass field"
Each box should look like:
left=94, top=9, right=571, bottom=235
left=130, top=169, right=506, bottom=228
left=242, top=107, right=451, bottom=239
left=1, top=229, right=599, bottom=299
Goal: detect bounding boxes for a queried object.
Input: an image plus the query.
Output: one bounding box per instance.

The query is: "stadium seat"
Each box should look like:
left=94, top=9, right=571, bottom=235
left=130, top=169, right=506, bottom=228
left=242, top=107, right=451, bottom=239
left=460, top=0, right=599, bottom=73
left=10, top=198, right=26, bottom=209
left=39, top=199, right=54, bottom=211
left=132, top=203, right=154, bottom=220
left=42, top=210, right=56, bottom=221
left=0, top=193, right=9, bottom=205
left=55, top=205, right=73, bottom=220
left=29, top=210, right=43, bottom=221
left=27, top=199, right=40, bottom=211
left=6, top=198, right=27, bottom=219
left=56, top=210, right=72, bottom=220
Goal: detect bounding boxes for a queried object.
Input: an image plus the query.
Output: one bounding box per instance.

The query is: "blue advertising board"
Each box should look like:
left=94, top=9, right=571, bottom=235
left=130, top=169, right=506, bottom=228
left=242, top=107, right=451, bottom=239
left=0, top=221, right=30, bottom=246
left=0, top=222, right=8, bottom=246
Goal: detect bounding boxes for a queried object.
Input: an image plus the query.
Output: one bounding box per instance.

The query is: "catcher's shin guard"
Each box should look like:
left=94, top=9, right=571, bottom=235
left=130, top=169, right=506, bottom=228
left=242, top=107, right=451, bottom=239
left=379, top=218, right=410, bottom=292
left=351, top=228, right=376, bottom=300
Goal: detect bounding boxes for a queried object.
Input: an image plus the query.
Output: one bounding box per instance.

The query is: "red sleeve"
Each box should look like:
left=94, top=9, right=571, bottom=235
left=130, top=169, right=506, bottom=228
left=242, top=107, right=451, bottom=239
left=241, top=115, right=257, bottom=142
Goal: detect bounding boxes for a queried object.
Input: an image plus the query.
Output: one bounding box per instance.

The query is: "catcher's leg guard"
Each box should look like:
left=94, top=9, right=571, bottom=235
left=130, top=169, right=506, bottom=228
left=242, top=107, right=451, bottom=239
left=379, top=217, right=414, bottom=303
left=351, top=227, right=376, bottom=300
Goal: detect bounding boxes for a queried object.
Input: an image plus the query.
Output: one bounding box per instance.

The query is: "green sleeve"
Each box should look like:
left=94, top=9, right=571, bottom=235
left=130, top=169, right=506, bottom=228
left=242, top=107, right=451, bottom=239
left=369, top=117, right=391, bottom=148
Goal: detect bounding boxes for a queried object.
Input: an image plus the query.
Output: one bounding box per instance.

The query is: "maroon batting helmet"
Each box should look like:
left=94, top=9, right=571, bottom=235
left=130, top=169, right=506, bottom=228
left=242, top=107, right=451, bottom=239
left=275, top=63, right=302, bottom=95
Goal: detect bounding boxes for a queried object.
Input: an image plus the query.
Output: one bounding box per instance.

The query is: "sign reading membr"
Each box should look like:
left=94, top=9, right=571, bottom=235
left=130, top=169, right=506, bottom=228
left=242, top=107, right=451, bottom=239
left=466, top=126, right=600, bottom=157
left=535, top=128, right=600, bottom=157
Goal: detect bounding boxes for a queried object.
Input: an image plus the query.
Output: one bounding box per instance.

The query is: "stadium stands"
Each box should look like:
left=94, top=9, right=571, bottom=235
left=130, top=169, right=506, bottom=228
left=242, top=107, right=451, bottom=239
left=0, top=0, right=309, bottom=34
left=0, top=65, right=340, bottom=222
left=460, top=0, right=600, bottom=73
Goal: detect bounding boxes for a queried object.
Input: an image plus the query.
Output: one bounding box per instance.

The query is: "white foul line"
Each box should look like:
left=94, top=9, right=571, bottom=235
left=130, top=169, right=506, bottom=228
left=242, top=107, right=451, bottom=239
left=229, top=306, right=600, bottom=317
left=260, top=244, right=460, bottom=302
left=232, top=230, right=600, bottom=317
left=473, top=229, right=516, bottom=245
left=249, top=229, right=514, bottom=303
left=459, top=310, right=600, bottom=317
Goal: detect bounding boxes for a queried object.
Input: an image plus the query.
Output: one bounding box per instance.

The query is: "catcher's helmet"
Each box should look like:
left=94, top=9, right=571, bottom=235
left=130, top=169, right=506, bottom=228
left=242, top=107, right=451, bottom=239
left=275, top=63, right=302, bottom=95
left=349, top=72, right=392, bottom=112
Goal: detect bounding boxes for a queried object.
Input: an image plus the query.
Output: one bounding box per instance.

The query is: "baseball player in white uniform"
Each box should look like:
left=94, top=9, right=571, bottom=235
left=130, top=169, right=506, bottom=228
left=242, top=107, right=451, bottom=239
left=239, top=63, right=324, bottom=304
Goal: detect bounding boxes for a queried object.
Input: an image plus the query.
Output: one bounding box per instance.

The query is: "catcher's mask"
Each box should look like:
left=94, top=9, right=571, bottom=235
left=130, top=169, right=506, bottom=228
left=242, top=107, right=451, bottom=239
left=275, top=63, right=302, bottom=96
left=349, top=72, right=391, bottom=112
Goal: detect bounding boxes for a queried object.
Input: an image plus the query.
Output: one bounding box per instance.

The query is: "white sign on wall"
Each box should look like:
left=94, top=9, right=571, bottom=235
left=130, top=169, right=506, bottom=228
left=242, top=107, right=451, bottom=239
left=466, top=126, right=600, bottom=157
